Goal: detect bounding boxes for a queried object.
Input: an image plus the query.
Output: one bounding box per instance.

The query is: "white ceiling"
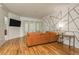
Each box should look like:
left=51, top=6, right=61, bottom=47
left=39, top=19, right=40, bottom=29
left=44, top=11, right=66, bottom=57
left=3, top=3, right=77, bottom=19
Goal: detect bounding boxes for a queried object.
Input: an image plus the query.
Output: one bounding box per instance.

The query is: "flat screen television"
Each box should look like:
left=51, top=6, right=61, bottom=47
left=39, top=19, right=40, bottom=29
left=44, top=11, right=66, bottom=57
left=9, top=18, right=21, bottom=27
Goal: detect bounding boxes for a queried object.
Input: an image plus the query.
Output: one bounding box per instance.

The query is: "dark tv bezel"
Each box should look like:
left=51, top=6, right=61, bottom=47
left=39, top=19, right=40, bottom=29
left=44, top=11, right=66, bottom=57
left=9, top=18, right=21, bottom=27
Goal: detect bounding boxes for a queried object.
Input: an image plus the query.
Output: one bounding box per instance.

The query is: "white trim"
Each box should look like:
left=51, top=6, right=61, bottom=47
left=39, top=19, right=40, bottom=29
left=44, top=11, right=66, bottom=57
left=0, top=37, right=5, bottom=47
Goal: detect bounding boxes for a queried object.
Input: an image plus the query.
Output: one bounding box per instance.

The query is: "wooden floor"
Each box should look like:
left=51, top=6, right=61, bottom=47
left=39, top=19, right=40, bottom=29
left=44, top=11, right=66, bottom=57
left=0, top=37, right=79, bottom=55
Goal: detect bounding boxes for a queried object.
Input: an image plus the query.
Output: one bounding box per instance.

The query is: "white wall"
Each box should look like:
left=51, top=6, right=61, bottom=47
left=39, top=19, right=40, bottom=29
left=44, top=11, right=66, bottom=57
left=0, top=4, right=8, bottom=46
left=5, top=12, right=21, bottom=40
left=6, top=13, right=43, bottom=40
left=20, top=17, right=43, bottom=37
left=42, top=4, right=79, bottom=48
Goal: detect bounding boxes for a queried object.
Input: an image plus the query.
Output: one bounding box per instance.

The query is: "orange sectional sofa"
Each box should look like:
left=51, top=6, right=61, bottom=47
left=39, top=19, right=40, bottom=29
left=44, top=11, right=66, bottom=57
left=26, top=32, right=59, bottom=46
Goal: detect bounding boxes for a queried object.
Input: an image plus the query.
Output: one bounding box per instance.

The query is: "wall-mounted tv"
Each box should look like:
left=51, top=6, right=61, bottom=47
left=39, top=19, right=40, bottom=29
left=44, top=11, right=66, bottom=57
left=9, top=18, right=21, bottom=27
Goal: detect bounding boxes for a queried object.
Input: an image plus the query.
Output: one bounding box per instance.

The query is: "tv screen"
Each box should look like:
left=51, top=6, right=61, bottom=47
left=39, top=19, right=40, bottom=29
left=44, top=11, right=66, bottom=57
left=9, top=18, right=21, bottom=27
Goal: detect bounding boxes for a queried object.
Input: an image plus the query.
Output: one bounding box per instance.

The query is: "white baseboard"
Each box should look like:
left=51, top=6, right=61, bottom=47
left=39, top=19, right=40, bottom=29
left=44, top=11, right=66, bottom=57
left=0, top=37, right=5, bottom=47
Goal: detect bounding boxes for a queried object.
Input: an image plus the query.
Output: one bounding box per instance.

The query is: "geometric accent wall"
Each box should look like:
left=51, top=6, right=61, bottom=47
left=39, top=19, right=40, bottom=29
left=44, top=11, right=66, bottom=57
left=42, top=4, right=79, bottom=48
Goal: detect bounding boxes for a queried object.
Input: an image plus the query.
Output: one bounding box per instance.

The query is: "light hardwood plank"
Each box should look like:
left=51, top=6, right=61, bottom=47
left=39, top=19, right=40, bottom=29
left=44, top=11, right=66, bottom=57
left=0, top=37, right=79, bottom=55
